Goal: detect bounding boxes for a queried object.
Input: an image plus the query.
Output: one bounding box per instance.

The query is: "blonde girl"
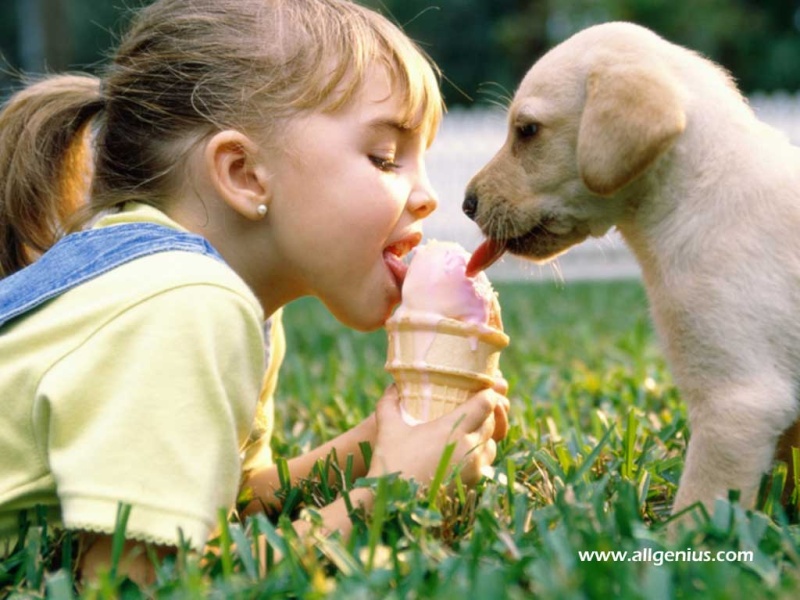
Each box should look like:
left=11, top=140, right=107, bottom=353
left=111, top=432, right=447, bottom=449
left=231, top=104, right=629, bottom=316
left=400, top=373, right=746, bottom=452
left=0, top=0, right=508, bottom=584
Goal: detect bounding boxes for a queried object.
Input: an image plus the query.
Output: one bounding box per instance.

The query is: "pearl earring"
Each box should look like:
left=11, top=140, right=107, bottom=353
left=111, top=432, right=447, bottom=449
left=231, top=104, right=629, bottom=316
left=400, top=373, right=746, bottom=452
left=256, top=204, right=268, bottom=217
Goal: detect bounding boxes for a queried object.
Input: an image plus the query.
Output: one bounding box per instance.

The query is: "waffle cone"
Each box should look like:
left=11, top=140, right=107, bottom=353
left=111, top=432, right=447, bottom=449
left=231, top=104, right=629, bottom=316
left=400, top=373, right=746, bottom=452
left=385, top=316, right=509, bottom=422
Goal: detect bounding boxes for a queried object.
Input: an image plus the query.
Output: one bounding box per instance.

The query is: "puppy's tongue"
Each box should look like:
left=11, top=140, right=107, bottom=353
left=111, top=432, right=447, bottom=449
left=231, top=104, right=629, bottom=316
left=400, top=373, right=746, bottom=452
left=466, top=239, right=507, bottom=277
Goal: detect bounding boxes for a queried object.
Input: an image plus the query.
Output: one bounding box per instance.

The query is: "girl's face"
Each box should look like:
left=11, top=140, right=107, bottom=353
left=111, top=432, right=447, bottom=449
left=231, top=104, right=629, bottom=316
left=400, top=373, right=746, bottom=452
left=263, top=67, right=438, bottom=330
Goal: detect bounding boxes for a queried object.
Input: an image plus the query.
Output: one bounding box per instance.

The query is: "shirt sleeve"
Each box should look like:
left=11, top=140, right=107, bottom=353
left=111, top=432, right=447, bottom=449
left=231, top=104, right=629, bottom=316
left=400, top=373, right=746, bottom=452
left=36, top=283, right=265, bottom=550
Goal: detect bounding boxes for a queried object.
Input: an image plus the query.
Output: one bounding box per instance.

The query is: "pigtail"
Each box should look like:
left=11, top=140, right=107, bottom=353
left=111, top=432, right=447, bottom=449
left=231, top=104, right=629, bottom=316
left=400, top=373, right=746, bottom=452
left=0, top=75, right=105, bottom=278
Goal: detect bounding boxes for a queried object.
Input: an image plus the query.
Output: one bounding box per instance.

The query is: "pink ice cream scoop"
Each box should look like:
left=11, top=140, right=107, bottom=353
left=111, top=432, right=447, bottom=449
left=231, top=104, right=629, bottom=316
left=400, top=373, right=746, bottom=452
left=385, top=241, right=508, bottom=424
left=393, top=241, right=503, bottom=330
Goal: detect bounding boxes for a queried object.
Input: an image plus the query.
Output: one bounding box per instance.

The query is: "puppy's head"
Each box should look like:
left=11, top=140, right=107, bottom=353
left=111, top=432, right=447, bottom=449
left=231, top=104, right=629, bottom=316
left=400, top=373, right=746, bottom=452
left=465, top=22, right=686, bottom=272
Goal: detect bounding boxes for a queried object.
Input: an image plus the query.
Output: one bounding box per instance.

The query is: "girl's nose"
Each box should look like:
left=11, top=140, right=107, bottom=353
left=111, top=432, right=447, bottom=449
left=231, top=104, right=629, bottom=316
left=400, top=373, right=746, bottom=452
left=408, top=171, right=438, bottom=219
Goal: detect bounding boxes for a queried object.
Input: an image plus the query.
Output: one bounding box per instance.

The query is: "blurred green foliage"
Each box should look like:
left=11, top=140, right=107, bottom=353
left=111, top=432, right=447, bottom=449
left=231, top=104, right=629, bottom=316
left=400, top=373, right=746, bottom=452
left=362, top=0, right=800, bottom=103
left=1, top=0, right=799, bottom=103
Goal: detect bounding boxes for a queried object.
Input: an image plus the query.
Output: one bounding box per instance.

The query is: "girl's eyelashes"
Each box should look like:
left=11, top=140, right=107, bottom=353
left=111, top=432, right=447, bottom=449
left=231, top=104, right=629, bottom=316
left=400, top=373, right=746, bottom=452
left=369, top=155, right=401, bottom=171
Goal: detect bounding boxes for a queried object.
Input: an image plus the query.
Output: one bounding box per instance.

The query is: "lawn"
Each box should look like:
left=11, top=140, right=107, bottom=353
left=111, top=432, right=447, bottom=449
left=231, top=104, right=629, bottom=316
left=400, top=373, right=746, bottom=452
left=4, top=279, right=800, bottom=598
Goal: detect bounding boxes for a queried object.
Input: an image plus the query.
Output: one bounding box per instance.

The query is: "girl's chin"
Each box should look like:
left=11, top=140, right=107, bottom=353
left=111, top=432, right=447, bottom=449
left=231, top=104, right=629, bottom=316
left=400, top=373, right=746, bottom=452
left=327, top=295, right=394, bottom=332
left=356, top=300, right=396, bottom=331
left=323, top=270, right=400, bottom=330
left=340, top=312, right=387, bottom=332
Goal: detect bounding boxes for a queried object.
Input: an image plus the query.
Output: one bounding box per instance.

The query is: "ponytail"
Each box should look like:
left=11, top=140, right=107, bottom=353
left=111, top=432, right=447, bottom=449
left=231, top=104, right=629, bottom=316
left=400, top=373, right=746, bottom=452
left=0, top=75, right=105, bottom=277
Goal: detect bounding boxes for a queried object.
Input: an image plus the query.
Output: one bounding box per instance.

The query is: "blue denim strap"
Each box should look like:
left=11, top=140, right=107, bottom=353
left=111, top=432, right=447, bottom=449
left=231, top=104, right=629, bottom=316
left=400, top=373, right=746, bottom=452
left=0, top=223, right=225, bottom=328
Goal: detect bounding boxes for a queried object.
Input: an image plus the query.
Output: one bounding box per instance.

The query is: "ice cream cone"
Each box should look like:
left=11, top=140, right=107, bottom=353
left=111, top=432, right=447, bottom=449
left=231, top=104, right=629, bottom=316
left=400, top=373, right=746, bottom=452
left=385, top=316, right=509, bottom=423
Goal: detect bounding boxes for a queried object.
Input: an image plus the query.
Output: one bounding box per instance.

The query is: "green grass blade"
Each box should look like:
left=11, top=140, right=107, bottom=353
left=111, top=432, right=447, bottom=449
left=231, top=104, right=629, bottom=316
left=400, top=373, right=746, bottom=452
left=367, top=475, right=389, bottom=571
left=229, top=521, right=257, bottom=580
left=109, top=503, right=132, bottom=581
left=253, top=514, right=289, bottom=559
left=359, top=441, right=373, bottom=473
left=277, top=457, right=291, bottom=490
left=344, top=453, right=355, bottom=491
left=792, top=447, right=800, bottom=508
left=534, top=449, right=567, bottom=481
left=315, top=458, right=334, bottom=504
left=23, top=526, right=43, bottom=590
left=315, top=535, right=363, bottom=577
left=45, top=569, right=74, bottom=600
left=427, top=442, right=457, bottom=507
left=217, top=509, right=233, bottom=579
left=505, top=458, right=517, bottom=520
left=570, top=425, right=615, bottom=483
left=623, top=408, right=637, bottom=480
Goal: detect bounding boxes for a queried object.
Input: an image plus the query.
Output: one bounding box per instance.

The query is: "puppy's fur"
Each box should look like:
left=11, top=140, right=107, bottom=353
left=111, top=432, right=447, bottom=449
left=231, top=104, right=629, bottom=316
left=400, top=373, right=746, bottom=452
left=466, top=22, right=800, bottom=514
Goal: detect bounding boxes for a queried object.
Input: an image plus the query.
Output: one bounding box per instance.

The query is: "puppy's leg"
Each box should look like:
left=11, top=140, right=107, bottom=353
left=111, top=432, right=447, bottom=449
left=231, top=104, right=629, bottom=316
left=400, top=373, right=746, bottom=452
left=673, top=377, right=799, bottom=515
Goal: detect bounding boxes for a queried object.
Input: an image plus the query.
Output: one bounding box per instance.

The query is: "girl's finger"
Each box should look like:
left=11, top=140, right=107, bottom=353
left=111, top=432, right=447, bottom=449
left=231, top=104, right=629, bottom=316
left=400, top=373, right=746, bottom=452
left=492, top=402, right=509, bottom=441
left=462, top=413, right=495, bottom=460
left=482, top=438, right=498, bottom=466
left=459, top=437, right=497, bottom=486
left=479, top=410, right=496, bottom=442
left=499, top=394, right=510, bottom=415
left=492, top=374, right=509, bottom=396
left=445, top=389, right=496, bottom=433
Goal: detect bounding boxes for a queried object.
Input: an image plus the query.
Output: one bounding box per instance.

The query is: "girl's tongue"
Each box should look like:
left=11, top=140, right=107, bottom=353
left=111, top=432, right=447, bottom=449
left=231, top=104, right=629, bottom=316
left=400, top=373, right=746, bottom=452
left=384, top=250, right=409, bottom=287
left=384, top=234, right=421, bottom=288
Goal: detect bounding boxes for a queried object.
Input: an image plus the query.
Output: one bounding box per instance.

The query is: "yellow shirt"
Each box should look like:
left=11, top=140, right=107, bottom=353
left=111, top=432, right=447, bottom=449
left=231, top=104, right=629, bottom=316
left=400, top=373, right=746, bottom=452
left=0, top=203, right=283, bottom=550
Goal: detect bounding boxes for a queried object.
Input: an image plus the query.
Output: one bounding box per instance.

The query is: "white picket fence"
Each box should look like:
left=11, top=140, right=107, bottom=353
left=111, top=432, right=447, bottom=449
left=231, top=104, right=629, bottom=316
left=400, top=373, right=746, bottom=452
left=423, top=93, right=800, bottom=282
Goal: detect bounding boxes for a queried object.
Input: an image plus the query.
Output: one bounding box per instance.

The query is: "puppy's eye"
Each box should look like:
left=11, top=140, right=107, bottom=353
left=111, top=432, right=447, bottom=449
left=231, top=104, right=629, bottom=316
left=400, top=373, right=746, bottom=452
left=516, top=122, right=540, bottom=140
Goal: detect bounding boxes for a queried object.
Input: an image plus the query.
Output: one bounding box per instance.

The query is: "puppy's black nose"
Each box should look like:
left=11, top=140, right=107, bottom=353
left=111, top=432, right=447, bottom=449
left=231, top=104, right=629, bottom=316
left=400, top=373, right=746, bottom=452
left=463, top=191, right=478, bottom=220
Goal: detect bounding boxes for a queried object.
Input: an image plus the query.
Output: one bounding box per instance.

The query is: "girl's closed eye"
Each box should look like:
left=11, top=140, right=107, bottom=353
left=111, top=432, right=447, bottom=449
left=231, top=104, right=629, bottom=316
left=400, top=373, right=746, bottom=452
left=369, top=155, right=401, bottom=171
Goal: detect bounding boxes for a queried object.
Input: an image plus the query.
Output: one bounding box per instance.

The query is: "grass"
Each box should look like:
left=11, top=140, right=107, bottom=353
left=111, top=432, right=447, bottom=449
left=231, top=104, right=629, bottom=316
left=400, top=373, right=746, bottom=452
left=3, top=279, right=800, bottom=598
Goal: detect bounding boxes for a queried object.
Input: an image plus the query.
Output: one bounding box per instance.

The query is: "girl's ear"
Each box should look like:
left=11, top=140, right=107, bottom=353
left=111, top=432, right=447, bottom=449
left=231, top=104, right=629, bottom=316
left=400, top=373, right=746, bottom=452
left=205, top=130, right=272, bottom=220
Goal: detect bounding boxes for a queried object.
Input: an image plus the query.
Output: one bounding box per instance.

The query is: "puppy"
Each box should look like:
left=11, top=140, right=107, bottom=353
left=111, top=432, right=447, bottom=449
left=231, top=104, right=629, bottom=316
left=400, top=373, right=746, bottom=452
left=464, top=21, right=800, bottom=515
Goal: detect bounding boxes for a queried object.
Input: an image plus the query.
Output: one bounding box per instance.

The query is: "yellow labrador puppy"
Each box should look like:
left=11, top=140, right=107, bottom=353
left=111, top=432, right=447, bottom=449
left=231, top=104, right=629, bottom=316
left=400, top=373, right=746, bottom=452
left=464, top=22, right=800, bottom=515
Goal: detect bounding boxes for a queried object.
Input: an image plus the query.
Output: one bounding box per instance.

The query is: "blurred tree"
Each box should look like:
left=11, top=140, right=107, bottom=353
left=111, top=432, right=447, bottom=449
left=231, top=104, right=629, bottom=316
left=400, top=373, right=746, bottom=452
left=16, top=0, right=72, bottom=72
left=0, top=0, right=135, bottom=95
left=361, top=0, right=538, bottom=105
left=0, top=2, right=20, bottom=92
left=364, top=0, right=800, bottom=104
left=1, top=0, right=799, bottom=103
left=578, top=0, right=800, bottom=93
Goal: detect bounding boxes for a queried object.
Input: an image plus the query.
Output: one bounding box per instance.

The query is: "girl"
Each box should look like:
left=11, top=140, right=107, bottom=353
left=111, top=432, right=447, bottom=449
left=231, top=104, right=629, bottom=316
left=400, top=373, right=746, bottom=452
left=0, top=0, right=508, bottom=584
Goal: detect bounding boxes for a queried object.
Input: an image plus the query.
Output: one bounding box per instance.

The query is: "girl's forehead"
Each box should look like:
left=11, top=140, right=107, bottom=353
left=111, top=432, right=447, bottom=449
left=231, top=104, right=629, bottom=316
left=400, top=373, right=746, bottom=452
left=330, top=63, right=440, bottom=143
left=357, top=67, right=401, bottom=109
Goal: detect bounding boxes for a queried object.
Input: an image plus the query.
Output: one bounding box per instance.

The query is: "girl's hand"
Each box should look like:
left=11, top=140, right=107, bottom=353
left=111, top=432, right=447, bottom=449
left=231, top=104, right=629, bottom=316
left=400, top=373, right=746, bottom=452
left=368, top=385, right=507, bottom=487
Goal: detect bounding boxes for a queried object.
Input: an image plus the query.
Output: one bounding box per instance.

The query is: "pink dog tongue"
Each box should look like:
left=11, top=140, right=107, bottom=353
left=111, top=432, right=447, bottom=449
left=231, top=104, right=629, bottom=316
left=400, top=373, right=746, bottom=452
left=466, top=239, right=507, bottom=277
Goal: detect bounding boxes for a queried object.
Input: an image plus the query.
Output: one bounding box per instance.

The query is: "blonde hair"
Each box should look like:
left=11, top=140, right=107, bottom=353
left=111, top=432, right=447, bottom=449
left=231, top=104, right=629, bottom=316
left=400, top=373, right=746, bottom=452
left=0, top=0, right=443, bottom=277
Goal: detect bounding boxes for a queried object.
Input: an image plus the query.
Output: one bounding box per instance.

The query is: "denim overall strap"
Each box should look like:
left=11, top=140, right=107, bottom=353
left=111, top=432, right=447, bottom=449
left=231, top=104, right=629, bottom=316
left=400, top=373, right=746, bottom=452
left=0, top=223, right=225, bottom=329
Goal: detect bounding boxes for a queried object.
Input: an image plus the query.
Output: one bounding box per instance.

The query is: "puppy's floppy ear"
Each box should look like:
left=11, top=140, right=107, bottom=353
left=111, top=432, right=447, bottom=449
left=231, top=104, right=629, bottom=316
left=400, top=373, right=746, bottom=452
left=578, top=61, right=686, bottom=196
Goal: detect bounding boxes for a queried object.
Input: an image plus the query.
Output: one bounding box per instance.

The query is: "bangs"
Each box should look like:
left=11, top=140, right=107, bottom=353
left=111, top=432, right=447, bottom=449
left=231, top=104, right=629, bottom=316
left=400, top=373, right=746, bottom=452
left=310, top=4, right=444, bottom=146
left=385, top=40, right=444, bottom=147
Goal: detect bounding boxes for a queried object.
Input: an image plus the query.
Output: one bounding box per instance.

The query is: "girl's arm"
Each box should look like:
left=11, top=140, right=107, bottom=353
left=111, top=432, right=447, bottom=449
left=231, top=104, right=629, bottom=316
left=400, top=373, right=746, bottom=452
left=248, top=385, right=504, bottom=536
left=241, top=412, right=377, bottom=516
left=242, top=374, right=509, bottom=516
left=248, top=386, right=503, bottom=570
